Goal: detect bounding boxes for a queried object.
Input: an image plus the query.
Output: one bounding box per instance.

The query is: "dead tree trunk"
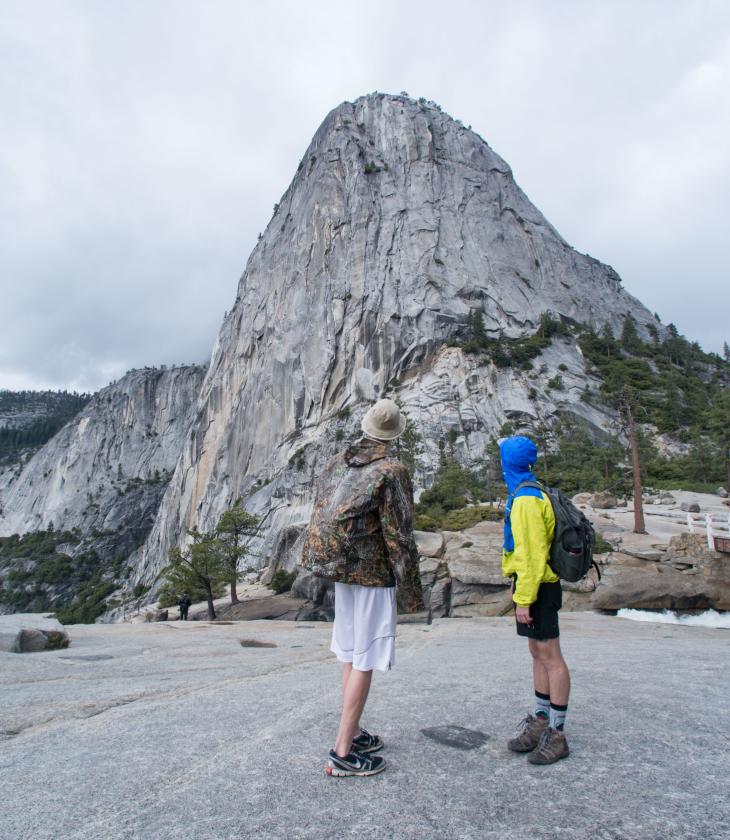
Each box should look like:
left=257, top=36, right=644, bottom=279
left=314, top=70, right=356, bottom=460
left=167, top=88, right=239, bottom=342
left=627, top=402, right=646, bottom=534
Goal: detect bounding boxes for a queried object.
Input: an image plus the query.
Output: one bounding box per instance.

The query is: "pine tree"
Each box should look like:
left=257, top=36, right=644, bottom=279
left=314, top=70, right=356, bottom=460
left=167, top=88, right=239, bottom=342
left=216, top=499, right=260, bottom=604
left=600, top=323, right=616, bottom=357
left=469, top=309, right=488, bottom=347
left=620, top=315, right=642, bottom=354
left=164, top=530, right=229, bottom=620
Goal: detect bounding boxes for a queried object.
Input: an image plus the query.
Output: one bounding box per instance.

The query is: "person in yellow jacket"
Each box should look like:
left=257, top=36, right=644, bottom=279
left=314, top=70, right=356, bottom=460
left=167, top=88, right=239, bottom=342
left=500, top=435, right=570, bottom=765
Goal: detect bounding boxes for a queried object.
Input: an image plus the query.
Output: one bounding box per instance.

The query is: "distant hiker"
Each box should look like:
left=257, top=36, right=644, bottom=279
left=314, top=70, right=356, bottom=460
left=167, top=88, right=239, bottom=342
left=500, top=436, right=571, bottom=765
left=301, top=399, right=424, bottom=777
left=178, top=593, right=192, bottom=621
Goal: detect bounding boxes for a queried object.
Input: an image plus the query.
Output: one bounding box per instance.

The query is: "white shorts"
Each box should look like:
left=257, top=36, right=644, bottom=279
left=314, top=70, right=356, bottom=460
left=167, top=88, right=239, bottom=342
left=330, top=582, right=397, bottom=672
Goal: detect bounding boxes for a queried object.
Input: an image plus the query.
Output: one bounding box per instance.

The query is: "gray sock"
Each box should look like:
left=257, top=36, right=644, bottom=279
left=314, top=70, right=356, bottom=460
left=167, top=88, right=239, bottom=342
left=549, top=702, right=568, bottom=730
left=534, top=691, right=550, bottom=719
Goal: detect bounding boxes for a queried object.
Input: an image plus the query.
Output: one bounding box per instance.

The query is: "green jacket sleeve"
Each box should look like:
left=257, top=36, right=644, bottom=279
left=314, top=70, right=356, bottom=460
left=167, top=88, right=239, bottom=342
left=509, top=495, right=553, bottom=607
left=379, top=466, right=425, bottom=613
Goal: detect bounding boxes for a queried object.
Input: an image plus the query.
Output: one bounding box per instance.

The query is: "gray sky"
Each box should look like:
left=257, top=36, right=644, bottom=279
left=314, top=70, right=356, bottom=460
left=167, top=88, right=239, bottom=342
left=1, top=0, right=728, bottom=392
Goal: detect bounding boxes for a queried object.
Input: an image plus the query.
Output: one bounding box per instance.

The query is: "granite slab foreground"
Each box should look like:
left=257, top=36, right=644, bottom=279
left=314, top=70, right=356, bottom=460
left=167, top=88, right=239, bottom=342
left=0, top=614, right=727, bottom=840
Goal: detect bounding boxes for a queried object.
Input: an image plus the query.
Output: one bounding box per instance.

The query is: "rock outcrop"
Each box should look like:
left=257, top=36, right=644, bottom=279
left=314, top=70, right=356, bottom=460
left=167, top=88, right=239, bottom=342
left=0, top=613, right=69, bottom=653
left=131, top=92, right=658, bottom=589
left=417, top=523, right=730, bottom=616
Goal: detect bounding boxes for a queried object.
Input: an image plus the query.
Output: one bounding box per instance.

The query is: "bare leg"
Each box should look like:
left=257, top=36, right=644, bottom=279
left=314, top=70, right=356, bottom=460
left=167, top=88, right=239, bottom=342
left=529, top=638, right=570, bottom=706
left=342, top=661, right=353, bottom=693
left=341, top=662, right=364, bottom=738
left=529, top=639, right=550, bottom=697
left=334, top=666, right=373, bottom=757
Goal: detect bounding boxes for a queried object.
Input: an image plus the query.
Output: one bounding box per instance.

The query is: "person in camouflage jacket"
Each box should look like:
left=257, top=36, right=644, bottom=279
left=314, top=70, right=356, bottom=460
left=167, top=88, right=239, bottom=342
left=301, top=399, right=423, bottom=777
left=301, top=435, right=424, bottom=613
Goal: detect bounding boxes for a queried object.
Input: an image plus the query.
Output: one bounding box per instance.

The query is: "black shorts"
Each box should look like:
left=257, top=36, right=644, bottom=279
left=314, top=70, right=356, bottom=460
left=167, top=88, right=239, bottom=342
left=515, top=580, right=562, bottom=641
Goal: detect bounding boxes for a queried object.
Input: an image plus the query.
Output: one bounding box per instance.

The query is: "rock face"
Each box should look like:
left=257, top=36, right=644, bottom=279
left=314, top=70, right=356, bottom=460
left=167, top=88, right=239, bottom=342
left=0, top=366, right=205, bottom=540
left=132, top=93, right=657, bottom=588
left=590, top=550, right=730, bottom=612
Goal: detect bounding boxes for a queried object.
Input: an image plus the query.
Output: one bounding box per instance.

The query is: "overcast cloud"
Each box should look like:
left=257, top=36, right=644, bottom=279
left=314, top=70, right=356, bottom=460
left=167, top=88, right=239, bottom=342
left=1, top=0, right=728, bottom=392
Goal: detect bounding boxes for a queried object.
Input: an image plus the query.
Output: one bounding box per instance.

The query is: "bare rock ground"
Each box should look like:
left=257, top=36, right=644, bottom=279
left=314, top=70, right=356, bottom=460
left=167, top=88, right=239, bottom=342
left=1, top=613, right=728, bottom=839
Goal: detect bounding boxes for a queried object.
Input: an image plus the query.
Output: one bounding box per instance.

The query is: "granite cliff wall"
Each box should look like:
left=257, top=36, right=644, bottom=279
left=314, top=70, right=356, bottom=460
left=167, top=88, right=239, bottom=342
left=0, top=366, right=205, bottom=549
left=130, top=93, right=657, bottom=586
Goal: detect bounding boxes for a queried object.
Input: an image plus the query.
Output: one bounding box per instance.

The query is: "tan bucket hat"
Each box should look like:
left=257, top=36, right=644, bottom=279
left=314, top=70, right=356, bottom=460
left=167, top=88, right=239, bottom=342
left=361, top=399, right=407, bottom=441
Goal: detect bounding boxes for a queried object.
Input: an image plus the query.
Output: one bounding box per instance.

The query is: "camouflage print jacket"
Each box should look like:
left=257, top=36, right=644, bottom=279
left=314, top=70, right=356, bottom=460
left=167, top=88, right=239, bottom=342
left=300, top=437, right=424, bottom=613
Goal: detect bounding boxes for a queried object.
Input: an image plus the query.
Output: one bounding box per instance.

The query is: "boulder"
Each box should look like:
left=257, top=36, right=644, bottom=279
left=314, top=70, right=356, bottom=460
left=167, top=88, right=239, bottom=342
left=155, top=610, right=168, bottom=622
left=414, top=530, right=446, bottom=559
left=591, top=492, right=618, bottom=509
left=681, top=502, right=701, bottom=513
left=591, top=563, right=728, bottom=611
left=717, top=487, right=728, bottom=498
left=447, top=552, right=510, bottom=611
left=450, top=588, right=514, bottom=616
left=427, top=576, right=451, bottom=616
left=446, top=554, right=508, bottom=587
left=561, top=574, right=598, bottom=593
left=296, top=607, right=334, bottom=622
left=215, top=593, right=310, bottom=621
left=418, top=557, right=441, bottom=586
left=0, top=613, right=70, bottom=653
left=572, top=493, right=593, bottom=507
left=291, top=570, right=333, bottom=606
left=419, top=557, right=452, bottom=616
left=623, top=549, right=665, bottom=562
left=588, top=539, right=729, bottom=611
left=440, top=521, right=509, bottom=612
left=666, top=533, right=717, bottom=562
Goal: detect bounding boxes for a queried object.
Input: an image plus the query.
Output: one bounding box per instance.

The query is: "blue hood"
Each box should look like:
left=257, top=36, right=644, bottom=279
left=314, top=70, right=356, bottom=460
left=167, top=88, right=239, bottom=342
left=499, top=436, right=539, bottom=494
left=499, top=436, right=541, bottom=553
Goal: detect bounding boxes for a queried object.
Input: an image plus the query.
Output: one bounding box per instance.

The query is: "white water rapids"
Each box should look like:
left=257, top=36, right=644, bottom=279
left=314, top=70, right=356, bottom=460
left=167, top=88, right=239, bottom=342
left=617, top=608, right=730, bottom=628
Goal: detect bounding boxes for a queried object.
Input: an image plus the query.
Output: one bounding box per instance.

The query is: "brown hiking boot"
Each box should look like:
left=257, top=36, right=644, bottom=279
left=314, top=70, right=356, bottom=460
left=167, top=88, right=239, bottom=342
left=528, top=727, right=570, bottom=765
left=507, top=714, right=548, bottom=753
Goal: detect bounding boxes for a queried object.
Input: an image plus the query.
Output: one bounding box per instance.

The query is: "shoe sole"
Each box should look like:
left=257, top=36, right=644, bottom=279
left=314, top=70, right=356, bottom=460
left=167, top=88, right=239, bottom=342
left=325, top=762, right=387, bottom=777
left=508, top=743, right=538, bottom=753
left=528, top=749, right=570, bottom=765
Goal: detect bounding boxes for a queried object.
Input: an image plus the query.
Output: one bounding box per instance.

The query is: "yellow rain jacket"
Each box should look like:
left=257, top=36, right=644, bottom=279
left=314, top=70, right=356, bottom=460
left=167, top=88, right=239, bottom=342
left=501, top=492, right=558, bottom=607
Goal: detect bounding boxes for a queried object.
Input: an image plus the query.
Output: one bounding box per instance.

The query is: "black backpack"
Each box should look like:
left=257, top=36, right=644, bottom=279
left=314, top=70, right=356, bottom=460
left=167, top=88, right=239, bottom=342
left=515, top=480, right=599, bottom=583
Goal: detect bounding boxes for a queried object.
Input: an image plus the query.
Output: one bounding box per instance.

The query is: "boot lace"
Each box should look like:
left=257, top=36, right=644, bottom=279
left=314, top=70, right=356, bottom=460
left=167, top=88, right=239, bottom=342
left=515, top=715, right=534, bottom=735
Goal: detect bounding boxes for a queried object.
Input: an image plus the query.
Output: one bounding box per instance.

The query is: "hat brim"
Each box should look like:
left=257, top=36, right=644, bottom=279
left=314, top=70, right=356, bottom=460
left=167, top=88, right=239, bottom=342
left=361, top=413, right=407, bottom=441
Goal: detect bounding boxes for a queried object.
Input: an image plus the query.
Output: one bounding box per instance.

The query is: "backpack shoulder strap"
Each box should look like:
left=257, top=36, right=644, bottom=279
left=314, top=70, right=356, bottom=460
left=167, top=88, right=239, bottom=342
left=506, top=480, right=546, bottom=518
left=514, top=479, right=546, bottom=496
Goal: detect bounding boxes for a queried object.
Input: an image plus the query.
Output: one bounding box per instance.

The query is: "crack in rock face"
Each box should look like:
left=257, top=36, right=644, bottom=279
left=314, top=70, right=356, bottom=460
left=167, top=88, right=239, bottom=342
left=420, top=725, right=490, bottom=750
left=58, top=655, right=114, bottom=662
